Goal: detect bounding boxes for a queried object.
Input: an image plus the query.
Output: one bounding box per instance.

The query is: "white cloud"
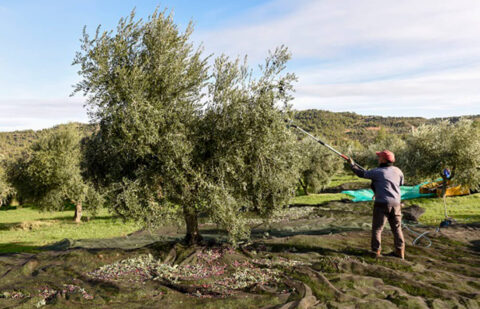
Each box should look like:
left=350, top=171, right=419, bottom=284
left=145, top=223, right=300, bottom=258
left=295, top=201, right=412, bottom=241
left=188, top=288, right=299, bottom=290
left=3, top=0, right=480, bottom=131
left=198, top=0, right=480, bottom=117
left=199, top=0, right=480, bottom=59
left=0, top=98, right=88, bottom=131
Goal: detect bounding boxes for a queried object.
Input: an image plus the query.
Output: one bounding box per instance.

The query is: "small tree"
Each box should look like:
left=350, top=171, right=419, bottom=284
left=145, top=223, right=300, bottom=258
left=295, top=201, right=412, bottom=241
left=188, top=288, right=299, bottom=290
left=403, top=120, right=480, bottom=198
left=7, top=125, right=100, bottom=222
left=297, top=138, right=342, bottom=194
left=0, top=165, right=14, bottom=207
left=354, top=129, right=406, bottom=169
left=75, top=9, right=299, bottom=244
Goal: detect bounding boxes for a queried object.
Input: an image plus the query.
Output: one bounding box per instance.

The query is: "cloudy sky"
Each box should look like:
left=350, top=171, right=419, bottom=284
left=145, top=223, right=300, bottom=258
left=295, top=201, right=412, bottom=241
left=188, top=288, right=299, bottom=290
left=1, top=0, right=480, bottom=131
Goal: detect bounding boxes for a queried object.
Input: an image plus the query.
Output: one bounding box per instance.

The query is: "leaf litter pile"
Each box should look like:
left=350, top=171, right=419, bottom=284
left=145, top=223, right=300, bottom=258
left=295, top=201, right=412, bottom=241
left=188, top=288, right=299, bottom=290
left=0, top=200, right=480, bottom=308
left=86, top=248, right=307, bottom=297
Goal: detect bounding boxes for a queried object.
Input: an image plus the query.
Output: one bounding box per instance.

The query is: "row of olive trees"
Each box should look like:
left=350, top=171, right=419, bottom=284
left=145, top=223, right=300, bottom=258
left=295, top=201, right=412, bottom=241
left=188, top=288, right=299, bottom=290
left=402, top=120, right=480, bottom=197
left=353, top=120, right=480, bottom=197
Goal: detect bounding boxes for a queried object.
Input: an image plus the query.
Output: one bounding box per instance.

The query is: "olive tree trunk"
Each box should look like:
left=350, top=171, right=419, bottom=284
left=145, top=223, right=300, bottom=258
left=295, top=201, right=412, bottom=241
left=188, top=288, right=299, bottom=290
left=299, top=179, right=309, bottom=195
left=74, top=201, right=83, bottom=223
left=183, top=207, right=202, bottom=245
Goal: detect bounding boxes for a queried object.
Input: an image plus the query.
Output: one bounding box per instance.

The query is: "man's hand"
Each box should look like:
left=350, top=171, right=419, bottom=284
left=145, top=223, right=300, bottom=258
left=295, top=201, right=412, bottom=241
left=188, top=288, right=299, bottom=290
left=348, top=157, right=355, bottom=166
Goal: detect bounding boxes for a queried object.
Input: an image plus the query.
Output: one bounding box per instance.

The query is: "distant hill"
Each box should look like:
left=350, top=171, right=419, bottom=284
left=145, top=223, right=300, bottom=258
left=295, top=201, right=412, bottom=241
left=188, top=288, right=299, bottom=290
left=0, top=111, right=478, bottom=161
left=293, top=110, right=480, bottom=145
left=0, top=123, right=94, bottom=161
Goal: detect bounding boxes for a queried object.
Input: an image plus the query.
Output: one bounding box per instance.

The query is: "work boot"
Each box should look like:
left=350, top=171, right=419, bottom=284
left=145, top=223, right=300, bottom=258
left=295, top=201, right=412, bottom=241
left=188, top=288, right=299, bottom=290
left=370, top=249, right=381, bottom=258
left=393, top=247, right=405, bottom=260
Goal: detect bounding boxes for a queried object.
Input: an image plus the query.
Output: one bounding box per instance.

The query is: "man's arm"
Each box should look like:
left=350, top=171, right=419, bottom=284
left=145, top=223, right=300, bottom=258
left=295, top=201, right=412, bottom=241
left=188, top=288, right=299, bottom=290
left=351, top=164, right=368, bottom=178
left=349, top=158, right=373, bottom=179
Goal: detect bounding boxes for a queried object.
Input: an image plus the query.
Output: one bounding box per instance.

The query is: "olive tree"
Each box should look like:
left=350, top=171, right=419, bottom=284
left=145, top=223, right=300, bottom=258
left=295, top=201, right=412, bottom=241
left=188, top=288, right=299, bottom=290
left=354, top=129, right=407, bottom=169
left=7, top=125, right=101, bottom=222
left=297, top=138, right=342, bottom=194
left=75, top=9, right=300, bottom=244
left=0, top=165, right=14, bottom=207
left=403, top=120, right=480, bottom=197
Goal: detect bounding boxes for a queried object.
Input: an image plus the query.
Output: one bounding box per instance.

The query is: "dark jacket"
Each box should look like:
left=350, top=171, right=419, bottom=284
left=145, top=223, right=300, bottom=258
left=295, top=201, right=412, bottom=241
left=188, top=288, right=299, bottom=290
left=352, top=163, right=404, bottom=205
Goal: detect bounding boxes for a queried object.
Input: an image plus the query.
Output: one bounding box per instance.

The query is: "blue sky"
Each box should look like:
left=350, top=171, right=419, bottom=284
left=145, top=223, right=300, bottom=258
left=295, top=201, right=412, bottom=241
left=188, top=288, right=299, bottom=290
left=1, top=0, right=480, bottom=131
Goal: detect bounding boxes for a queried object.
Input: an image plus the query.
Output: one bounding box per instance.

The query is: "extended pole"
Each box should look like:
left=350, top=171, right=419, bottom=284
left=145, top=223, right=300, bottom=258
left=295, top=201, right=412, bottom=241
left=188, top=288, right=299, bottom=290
left=288, top=122, right=365, bottom=171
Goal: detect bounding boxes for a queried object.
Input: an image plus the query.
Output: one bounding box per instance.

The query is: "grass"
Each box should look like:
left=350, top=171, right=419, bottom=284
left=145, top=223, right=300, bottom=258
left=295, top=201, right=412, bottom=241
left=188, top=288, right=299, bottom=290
left=0, top=193, right=349, bottom=254
left=0, top=183, right=478, bottom=254
left=404, top=193, right=480, bottom=225
left=327, top=173, right=370, bottom=188
left=0, top=206, right=140, bottom=253
left=292, top=193, right=350, bottom=205
left=293, top=190, right=480, bottom=226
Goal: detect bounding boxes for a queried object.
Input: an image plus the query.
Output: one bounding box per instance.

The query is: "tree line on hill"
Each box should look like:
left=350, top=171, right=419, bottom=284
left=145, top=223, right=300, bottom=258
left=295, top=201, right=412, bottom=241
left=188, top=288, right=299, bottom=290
left=0, top=8, right=479, bottom=246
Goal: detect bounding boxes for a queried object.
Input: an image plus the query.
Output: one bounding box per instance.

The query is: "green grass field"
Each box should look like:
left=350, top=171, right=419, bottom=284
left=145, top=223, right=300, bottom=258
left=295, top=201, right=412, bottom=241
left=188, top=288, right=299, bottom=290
left=0, top=207, right=140, bottom=253
left=403, top=193, right=480, bottom=225
left=292, top=193, right=350, bottom=205
left=327, top=173, right=370, bottom=188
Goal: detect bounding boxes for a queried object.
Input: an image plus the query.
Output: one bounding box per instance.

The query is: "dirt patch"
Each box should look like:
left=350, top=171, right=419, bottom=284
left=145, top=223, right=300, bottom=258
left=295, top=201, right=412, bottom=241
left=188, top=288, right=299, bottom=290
left=12, top=220, right=57, bottom=231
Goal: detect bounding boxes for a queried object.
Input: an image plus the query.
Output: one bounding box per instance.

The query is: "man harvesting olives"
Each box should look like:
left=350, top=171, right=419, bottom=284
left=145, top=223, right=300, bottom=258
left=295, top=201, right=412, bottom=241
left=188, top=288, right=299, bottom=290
left=350, top=150, right=405, bottom=259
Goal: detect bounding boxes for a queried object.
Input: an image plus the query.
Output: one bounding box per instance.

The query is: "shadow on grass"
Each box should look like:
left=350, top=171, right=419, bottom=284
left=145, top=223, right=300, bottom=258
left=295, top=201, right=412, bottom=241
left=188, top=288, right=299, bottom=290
left=470, top=240, right=480, bottom=253
left=0, top=215, right=121, bottom=232
left=0, top=206, right=18, bottom=211
left=0, top=242, right=41, bottom=254
left=450, top=214, right=480, bottom=223
left=0, top=222, right=19, bottom=231
left=33, top=215, right=122, bottom=223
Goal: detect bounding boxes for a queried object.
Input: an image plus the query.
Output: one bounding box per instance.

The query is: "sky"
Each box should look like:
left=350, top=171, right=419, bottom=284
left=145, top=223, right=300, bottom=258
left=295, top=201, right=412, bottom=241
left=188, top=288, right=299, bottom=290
left=1, top=0, right=480, bottom=131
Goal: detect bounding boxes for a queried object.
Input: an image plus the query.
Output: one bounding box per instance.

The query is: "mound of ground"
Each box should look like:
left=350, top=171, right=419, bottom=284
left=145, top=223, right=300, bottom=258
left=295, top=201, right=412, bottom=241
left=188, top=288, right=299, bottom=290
left=402, top=205, right=426, bottom=223
left=0, top=201, right=479, bottom=308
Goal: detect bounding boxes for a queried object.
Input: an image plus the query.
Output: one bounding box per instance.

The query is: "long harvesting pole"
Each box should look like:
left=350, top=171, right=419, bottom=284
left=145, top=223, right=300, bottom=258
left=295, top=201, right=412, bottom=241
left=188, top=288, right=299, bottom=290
left=288, top=122, right=365, bottom=171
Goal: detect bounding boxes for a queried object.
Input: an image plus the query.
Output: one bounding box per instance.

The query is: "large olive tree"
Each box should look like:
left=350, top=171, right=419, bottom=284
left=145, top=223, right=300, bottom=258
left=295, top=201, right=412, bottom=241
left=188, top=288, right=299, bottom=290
left=75, top=9, right=300, bottom=244
left=7, top=125, right=101, bottom=222
left=403, top=120, right=480, bottom=197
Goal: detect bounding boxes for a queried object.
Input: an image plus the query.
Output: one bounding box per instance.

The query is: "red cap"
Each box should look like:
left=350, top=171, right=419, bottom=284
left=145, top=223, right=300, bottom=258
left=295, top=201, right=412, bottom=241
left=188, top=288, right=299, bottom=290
left=376, top=150, right=395, bottom=163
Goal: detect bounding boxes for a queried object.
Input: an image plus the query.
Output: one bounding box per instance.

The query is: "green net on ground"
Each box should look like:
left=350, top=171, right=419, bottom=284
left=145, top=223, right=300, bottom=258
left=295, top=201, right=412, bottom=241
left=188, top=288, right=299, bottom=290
left=342, top=182, right=435, bottom=202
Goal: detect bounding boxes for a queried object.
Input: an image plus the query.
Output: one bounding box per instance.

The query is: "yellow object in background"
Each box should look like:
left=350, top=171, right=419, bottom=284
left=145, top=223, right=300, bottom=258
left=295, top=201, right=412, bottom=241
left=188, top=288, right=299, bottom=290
left=419, top=180, right=470, bottom=197
left=419, top=180, right=444, bottom=194
left=437, top=185, right=470, bottom=197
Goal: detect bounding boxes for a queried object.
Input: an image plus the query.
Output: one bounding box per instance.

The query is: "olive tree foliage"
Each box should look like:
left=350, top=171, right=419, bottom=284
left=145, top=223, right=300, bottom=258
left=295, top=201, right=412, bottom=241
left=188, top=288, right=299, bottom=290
left=354, top=128, right=407, bottom=169
left=74, top=9, right=300, bottom=244
left=0, top=165, right=14, bottom=207
left=403, top=120, right=480, bottom=194
left=197, top=52, right=300, bottom=240
left=297, top=138, right=342, bottom=194
left=7, top=125, right=101, bottom=222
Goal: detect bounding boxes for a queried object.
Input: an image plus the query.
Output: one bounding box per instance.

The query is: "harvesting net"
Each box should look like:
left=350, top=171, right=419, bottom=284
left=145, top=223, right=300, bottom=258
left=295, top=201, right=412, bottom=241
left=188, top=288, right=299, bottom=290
left=342, top=182, right=435, bottom=202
